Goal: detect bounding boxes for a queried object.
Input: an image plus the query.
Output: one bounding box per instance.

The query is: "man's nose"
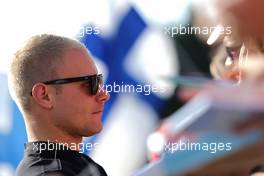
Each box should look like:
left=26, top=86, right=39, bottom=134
left=96, top=85, right=110, bottom=102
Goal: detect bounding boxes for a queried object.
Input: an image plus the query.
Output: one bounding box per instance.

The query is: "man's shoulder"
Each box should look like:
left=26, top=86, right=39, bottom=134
left=17, top=141, right=107, bottom=176
left=16, top=154, right=108, bottom=176
left=16, top=156, right=65, bottom=176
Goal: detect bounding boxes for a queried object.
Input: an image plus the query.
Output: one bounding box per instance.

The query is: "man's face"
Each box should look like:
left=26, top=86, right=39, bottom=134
left=210, top=0, right=264, bottom=81
left=211, top=33, right=264, bottom=82
left=51, top=47, right=109, bottom=137
left=216, top=0, right=264, bottom=41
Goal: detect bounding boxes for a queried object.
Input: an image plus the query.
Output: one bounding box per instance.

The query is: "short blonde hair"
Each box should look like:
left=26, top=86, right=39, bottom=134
left=8, top=34, right=85, bottom=112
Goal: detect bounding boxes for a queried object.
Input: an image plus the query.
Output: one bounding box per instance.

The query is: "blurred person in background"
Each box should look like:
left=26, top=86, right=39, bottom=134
left=210, top=0, right=264, bottom=175
left=142, top=0, right=264, bottom=175
left=210, top=0, right=264, bottom=82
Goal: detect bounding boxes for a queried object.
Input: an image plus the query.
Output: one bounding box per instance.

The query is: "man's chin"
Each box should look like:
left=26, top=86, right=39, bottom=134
left=83, top=125, right=103, bottom=137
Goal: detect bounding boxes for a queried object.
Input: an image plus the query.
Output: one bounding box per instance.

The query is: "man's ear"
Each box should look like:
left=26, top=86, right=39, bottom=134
left=31, top=83, right=53, bottom=109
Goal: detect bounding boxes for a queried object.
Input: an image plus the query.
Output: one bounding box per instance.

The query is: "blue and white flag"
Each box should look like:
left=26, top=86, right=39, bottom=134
left=79, top=6, right=177, bottom=176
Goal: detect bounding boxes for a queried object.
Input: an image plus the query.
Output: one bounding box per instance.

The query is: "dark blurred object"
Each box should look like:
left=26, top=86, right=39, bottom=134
left=160, top=25, right=212, bottom=118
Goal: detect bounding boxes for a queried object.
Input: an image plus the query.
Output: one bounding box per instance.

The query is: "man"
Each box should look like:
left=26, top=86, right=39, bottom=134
left=8, top=34, right=110, bottom=176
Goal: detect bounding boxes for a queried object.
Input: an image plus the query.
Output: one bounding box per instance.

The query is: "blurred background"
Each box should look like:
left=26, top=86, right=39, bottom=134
left=2, top=0, right=264, bottom=176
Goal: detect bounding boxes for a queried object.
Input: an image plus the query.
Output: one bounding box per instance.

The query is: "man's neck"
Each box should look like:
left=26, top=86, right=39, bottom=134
left=25, top=120, right=83, bottom=152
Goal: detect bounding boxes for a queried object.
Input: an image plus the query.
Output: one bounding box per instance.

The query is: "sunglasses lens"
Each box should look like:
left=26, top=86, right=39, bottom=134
left=90, top=75, right=103, bottom=95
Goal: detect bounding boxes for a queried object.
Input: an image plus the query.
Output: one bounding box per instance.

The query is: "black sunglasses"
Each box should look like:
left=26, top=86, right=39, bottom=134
left=30, top=74, right=103, bottom=96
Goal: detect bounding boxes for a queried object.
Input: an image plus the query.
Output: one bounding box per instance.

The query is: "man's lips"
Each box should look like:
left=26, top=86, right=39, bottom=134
left=92, top=110, right=103, bottom=114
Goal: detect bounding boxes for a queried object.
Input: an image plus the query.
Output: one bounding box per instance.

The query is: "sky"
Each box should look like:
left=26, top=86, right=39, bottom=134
left=0, top=0, right=204, bottom=74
